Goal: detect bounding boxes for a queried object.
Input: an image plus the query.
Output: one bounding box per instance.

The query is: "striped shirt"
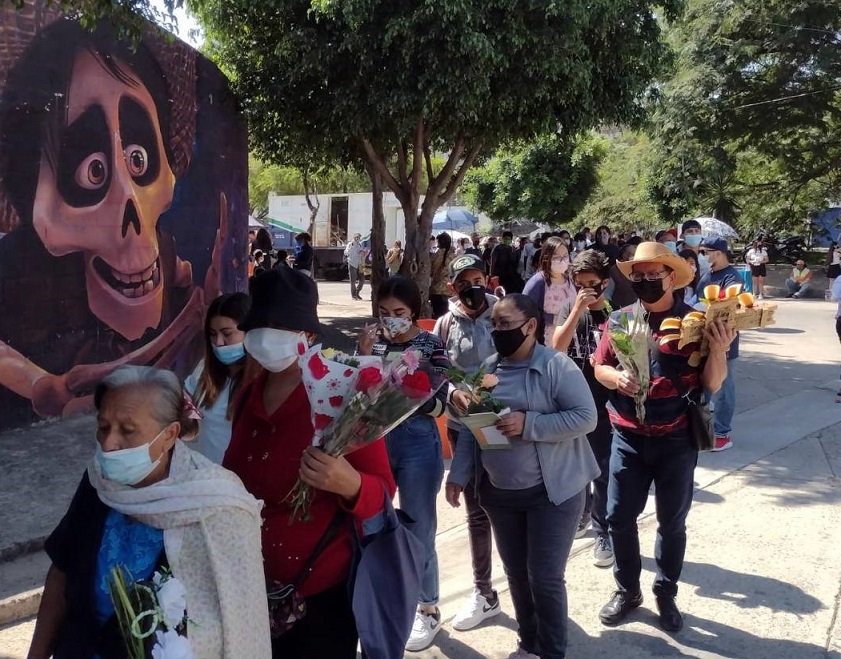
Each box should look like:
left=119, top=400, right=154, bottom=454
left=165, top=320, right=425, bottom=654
left=592, top=298, right=705, bottom=437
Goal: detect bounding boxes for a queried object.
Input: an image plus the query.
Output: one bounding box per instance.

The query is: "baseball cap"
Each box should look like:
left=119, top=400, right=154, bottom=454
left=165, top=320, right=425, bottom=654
left=655, top=229, right=677, bottom=242
left=449, top=253, right=486, bottom=281
left=701, top=234, right=731, bottom=254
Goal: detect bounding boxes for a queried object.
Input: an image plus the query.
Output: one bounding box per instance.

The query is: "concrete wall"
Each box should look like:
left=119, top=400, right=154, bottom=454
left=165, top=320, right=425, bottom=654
left=0, top=1, right=247, bottom=430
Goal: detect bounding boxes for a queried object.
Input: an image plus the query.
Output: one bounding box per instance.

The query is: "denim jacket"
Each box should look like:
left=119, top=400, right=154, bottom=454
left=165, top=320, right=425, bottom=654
left=448, top=344, right=600, bottom=505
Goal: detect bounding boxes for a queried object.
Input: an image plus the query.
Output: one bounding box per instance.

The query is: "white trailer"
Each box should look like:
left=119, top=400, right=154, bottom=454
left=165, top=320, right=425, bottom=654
left=267, top=191, right=412, bottom=246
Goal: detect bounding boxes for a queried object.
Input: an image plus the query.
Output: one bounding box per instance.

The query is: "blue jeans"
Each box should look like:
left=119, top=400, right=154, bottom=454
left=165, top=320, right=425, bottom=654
left=481, top=481, right=585, bottom=659
left=385, top=415, right=444, bottom=605
left=607, top=430, right=697, bottom=599
left=710, top=362, right=737, bottom=436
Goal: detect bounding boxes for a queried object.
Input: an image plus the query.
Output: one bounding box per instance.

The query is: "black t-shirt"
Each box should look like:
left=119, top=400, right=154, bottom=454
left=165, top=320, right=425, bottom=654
left=555, top=299, right=611, bottom=410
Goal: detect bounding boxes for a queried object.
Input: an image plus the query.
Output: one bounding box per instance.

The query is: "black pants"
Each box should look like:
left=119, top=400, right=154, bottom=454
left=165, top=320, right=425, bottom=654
left=447, top=427, right=494, bottom=597
left=271, top=584, right=358, bottom=659
left=581, top=410, right=613, bottom=535
left=481, top=481, right=584, bottom=659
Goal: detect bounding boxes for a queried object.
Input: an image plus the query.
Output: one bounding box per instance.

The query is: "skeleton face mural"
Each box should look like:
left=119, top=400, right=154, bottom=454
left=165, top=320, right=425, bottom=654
left=31, top=49, right=176, bottom=341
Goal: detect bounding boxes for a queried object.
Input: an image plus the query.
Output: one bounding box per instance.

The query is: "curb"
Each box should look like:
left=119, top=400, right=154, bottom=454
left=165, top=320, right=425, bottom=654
left=0, top=587, right=41, bottom=627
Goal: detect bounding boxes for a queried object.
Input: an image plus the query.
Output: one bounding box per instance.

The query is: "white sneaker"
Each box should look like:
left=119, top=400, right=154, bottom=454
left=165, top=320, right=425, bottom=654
left=452, top=589, right=502, bottom=631
left=506, top=648, right=541, bottom=659
left=756, top=293, right=764, bottom=300
left=405, top=608, right=441, bottom=652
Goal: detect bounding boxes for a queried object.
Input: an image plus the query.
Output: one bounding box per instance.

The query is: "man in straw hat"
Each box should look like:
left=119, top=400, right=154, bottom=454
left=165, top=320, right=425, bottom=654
left=591, top=242, right=736, bottom=633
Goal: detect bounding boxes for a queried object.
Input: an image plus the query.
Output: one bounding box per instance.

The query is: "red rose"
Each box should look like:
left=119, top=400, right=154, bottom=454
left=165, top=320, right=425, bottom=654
left=401, top=371, right=432, bottom=398
left=313, top=413, right=333, bottom=430
left=308, top=354, right=330, bottom=380
left=356, top=366, right=384, bottom=393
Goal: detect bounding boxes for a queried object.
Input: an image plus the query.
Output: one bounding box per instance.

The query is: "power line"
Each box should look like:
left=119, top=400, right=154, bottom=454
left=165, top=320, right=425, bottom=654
left=732, top=84, right=841, bottom=110
left=740, top=18, right=840, bottom=36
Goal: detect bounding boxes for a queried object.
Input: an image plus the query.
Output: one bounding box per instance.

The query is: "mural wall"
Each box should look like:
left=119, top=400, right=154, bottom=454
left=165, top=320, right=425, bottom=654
left=0, top=1, right=248, bottom=430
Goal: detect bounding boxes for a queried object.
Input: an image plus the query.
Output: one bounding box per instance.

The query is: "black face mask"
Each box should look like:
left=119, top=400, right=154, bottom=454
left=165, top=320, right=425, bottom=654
left=631, top=278, right=667, bottom=304
left=458, top=285, right=487, bottom=311
left=492, top=323, right=529, bottom=358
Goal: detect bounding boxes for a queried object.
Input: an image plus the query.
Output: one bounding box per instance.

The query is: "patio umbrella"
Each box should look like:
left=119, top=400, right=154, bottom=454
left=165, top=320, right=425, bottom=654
left=693, top=216, right=739, bottom=239
left=432, top=208, right=478, bottom=231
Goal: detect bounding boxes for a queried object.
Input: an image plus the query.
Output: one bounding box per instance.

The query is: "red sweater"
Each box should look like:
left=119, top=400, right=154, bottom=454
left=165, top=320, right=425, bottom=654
left=223, top=373, right=395, bottom=597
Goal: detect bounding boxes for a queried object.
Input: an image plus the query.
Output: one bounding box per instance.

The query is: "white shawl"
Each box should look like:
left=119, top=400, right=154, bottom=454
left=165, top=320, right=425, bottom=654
left=89, top=441, right=271, bottom=659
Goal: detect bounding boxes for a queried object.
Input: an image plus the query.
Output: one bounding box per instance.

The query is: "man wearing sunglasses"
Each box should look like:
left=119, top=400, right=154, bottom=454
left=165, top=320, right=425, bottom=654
left=592, top=242, right=735, bottom=634
left=697, top=235, right=744, bottom=452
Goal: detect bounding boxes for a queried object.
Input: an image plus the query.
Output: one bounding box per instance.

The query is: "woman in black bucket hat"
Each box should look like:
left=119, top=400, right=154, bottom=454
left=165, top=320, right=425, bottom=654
left=224, top=267, right=396, bottom=658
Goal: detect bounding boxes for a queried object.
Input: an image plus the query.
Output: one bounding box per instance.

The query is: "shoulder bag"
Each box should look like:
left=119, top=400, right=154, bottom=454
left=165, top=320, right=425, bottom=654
left=666, top=370, right=715, bottom=452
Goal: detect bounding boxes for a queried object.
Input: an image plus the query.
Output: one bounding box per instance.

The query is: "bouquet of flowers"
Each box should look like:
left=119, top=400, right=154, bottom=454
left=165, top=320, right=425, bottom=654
left=289, top=346, right=443, bottom=521
left=447, top=366, right=506, bottom=414
left=608, top=304, right=654, bottom=424
left=108, top=566, right=193, bottom=659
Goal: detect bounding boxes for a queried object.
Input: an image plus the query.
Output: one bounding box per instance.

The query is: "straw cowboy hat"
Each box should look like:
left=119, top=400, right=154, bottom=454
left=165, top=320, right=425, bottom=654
left=617, top=241, right=695, bottom=289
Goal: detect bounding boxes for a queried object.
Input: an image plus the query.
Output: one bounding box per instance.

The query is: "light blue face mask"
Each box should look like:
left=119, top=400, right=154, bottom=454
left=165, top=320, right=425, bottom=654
left=212, top=342, right=245, bottom=365
left=684, top=234, right=703, bottom=248
left=663, top=241, right=677, bottom=253
left=95, top=428, right=167, bottom=486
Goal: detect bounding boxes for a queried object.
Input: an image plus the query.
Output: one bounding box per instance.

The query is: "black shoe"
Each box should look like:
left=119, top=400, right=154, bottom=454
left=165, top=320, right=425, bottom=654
left=655, top=596, right=683, bottom=632
left=785, top=293, right=795, bottom=298
left=599, top=590, right=643, bottom=626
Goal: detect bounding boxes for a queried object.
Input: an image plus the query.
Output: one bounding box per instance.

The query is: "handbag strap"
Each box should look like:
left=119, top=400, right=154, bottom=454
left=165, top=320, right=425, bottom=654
left=292, top=509, right=346, bottom=589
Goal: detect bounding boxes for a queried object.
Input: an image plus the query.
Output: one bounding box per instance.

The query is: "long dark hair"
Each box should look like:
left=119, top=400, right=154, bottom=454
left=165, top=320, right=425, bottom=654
left=195, top=293, right=251, bottom=418
left=827, top=241, right=838, bottom=267
left=255, top=228, right=274, bottom=254
left=377, top=276, right=422, bottom=321
left=538, top=236, right=569, bottom=285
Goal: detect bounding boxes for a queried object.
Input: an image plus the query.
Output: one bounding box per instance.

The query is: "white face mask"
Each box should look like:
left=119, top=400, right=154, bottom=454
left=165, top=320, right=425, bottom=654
left=551, top=259, right=570, bottom=276
left=244, top=328, right=306, bottom=372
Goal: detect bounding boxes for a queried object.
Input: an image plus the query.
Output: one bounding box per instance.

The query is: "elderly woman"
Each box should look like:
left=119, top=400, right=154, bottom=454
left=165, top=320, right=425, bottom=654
left=28, top=366, right=270, bottom=659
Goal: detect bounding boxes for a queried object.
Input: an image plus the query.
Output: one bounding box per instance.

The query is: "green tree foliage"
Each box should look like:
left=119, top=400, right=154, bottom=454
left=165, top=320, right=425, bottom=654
left=574, top=131, right=659, bottom=233
left=186, top=0, right=680, bottom=302
left=463, top=134, right=606, bottom=227
left=248, top=155, right=371, bottom=218
left=646, top=0, right=841, bottom=233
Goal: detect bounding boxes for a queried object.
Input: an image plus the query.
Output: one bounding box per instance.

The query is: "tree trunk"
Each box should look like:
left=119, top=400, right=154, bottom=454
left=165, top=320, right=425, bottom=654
left=368, top=163, right=387, bottom=316
left=302, top=170, right=320, bottom=241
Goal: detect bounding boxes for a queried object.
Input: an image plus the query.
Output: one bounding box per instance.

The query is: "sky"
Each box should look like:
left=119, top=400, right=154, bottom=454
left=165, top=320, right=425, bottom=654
left=150, top=0, right=202, bottom=47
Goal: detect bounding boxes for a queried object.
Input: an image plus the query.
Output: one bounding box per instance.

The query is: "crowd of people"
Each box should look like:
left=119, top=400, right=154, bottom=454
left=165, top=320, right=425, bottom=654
left=31, top=220, right=765, bottom=659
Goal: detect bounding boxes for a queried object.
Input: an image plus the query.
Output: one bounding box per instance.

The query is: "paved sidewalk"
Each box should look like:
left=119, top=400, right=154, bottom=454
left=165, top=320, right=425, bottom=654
left=2, top=295, right=840, bottom=658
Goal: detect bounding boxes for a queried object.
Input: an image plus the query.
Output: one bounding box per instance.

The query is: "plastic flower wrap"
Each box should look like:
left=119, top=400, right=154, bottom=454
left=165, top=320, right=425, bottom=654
left=289, top=349, right=444, bottom=521
left=108, top=567, right=193, bottom=659
left=608, top=304, right=654, bottom=424
left=299, top=345, right=383, bottom=443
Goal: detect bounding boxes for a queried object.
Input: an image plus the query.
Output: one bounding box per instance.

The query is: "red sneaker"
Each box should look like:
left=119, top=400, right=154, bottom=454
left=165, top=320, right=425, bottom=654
left=712, top=435, right=732, bottom=452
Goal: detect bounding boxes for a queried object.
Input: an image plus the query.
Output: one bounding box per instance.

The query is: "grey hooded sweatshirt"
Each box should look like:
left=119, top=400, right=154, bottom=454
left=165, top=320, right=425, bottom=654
left=432, top=294, right=498, bottom=431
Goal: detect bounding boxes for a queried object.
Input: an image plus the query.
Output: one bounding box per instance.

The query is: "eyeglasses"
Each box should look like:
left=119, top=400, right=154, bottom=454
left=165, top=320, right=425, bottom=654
left=628, top=270, right=670, bottom=283
left=551, top=256, right=569, bottom=264
left=491, top=318, right=528, bottom=331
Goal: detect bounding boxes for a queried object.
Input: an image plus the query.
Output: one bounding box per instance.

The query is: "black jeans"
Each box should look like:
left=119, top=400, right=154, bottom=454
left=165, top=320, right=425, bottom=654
left=581, top=410, right=612, bottom=535
left=447, top=427, right=494, bottom=597
left=271, top=584, right=358, bottom=659
left=607, top=429, right=698, bottom=599
left=481, top=480, right=584, bottom=659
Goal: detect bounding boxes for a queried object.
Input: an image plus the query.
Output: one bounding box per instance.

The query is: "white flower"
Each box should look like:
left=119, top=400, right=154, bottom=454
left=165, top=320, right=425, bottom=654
left=151, top=629, right=194, bottom=659
left=156, top=577, right=188, bottom=629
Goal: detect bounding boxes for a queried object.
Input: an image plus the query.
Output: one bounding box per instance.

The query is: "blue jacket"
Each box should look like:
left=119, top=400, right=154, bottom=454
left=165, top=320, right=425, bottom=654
left=448, top=344, right=600, bottom=505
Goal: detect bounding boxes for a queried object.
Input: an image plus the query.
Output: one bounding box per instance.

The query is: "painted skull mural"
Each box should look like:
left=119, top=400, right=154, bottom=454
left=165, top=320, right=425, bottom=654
left=0, top=5, right=247, bottom=429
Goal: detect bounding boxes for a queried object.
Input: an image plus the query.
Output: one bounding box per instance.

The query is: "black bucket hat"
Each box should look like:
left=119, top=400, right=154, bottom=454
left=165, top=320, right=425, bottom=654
left=239, top=268, right=320, bottom=334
